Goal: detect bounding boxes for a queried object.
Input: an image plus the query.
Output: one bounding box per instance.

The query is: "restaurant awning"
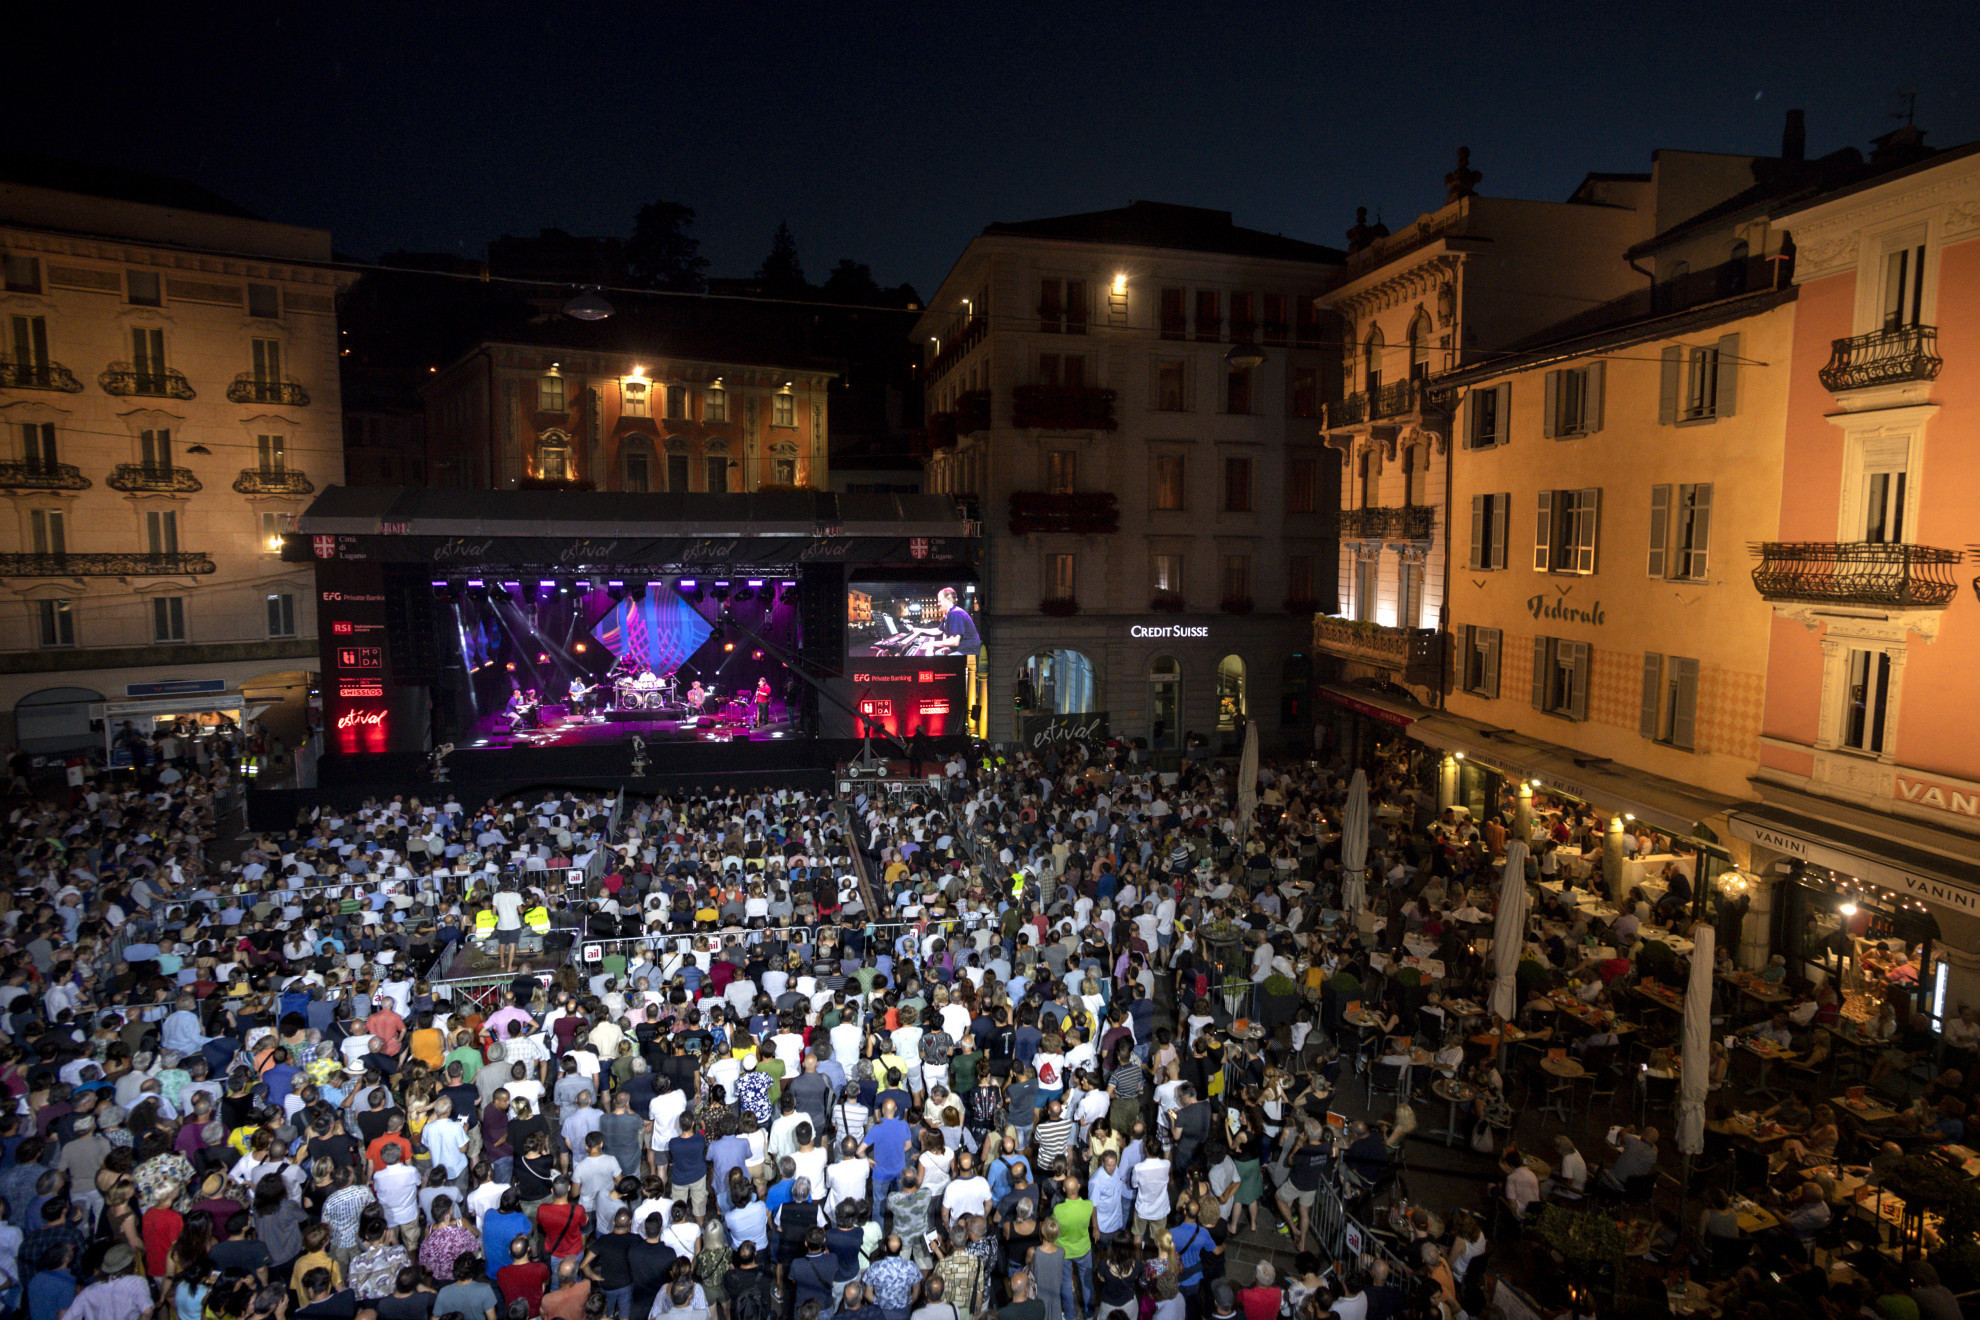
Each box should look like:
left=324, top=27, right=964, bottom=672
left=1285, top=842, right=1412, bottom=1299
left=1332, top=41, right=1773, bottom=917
left=1725, top=801, right=1980, bottom=920
left=1405, top=709, right=1742, bottom=839
left=1318, top=683, right=1427, bottom=728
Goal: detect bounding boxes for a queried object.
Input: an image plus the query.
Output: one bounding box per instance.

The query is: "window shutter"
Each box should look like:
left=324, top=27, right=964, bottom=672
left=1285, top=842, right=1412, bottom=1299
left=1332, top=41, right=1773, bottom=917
left=1639, top=652, right=1664, bottom=738
left=1659, top=347, right=1681, bottom=424
left=1470, top=494, right=1486, bottom=570
left=1715, top=334, right=1740, bottom=417
left=1574, top=487, right=1601, bottom=575
left=1495, top=384, right=1511, bottom=445
left=1534, top=490, right=1555, bottom=571
left=1464, top=391, right=1480, bottom=448
left=1542, top=371, right=1559, bottom=439
left=1491, top=494, right=1509, bottom=569
left=1671, top=657, right=1700, bottom=750
left=1531, top=636, right=1551, bottom=710
left=1569, top=643, right=1591, bottom=721
left=1647, top=484, right=1671, bottom=578
left=1483, top=630, right=1501, bottom=700
left=1688, top=483, right=1712, bottom=578
left=1582, top=361, right=1605, bottom=434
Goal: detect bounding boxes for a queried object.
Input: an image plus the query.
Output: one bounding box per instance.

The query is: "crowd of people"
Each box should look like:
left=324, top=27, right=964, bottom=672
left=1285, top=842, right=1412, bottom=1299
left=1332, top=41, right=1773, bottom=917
left=0, top=731, right=1966, bottom=1320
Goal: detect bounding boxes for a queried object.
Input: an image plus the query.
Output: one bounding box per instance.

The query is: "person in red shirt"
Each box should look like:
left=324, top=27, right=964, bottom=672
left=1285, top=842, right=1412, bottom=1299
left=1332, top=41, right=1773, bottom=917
left=496, top=1234, right=551, bottom=1317
left=366, top=998, right=406, bottom=1057
left=1238, top=1261, right=1284, bottom=1320
left=535, top=1181, right=587, bottom=1273
left=366, top=1114, right=415, bottom=1173
left=141, top=1201, right=183, bottom=1277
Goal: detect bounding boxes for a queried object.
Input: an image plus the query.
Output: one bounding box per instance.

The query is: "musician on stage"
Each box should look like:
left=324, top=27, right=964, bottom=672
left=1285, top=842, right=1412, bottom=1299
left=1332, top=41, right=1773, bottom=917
left=686, top=680, right=705, bottom=710
left=754, top=676, right=772, bottom=727
left=569, top=676, right=591, bottom=716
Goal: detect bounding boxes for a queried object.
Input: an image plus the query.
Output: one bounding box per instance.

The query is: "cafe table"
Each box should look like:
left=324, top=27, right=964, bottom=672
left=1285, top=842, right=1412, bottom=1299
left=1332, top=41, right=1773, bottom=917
left=1731, top=1196, right=1781, bottom=1234
left=1719, top=972, right=1792, bottom=1008
left=1740, top=1037, right=1797, bottom=1101
left=1833, top=1092, right=1902, bottom=1126
left=1706, top=1113, right=1791, bottom=1149
left=1430, top=1077, right=1477, bottom=1147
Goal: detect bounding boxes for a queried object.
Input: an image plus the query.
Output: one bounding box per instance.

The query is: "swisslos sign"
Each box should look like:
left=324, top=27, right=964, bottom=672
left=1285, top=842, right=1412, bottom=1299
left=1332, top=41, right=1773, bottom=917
left=1131, top=624, right=1209, bottom=638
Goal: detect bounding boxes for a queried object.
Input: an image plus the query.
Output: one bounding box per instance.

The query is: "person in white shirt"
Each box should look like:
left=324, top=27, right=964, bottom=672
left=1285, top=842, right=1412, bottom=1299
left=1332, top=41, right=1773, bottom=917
left=373, top=1143, right=423, bottom=1236
left=423, top=1097, right=470, bottom=1183
left=1128, top=1140, right=1172, bottom=1243
left=824, top=1140, right=870, bottom=1214
left=939, top=1151, right=994, bottom=1227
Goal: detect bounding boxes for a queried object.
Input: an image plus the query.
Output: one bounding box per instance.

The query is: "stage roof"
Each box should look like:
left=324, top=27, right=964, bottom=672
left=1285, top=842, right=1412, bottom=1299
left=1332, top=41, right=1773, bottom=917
left=298, top=487, right=975, bottom=538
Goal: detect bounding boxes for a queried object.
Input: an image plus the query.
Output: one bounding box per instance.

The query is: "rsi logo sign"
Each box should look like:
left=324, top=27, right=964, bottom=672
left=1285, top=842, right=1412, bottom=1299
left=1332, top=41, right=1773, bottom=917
left=335, top=709, right=388, bottom=731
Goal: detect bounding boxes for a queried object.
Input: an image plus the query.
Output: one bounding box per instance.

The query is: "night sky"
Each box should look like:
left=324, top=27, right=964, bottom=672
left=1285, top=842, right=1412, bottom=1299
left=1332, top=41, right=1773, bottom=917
left=21, top=0, right=1980, bottom=295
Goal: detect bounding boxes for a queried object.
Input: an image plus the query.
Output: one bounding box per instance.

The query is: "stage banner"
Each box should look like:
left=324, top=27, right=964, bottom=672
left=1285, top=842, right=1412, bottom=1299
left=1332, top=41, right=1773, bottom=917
left=1021, top=711, right=1110, bottom=752
left=298, top=534, right=977, bottom=569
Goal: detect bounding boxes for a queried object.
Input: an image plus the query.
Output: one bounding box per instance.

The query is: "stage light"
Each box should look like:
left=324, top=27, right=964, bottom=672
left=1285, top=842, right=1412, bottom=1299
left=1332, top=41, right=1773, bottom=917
left=711, top=582, right=730, bottom=601
left=607, top=579, right=624, bottom=588
left=734, top=586, right=754, bottom=602
left=574, top=642, right=587, bottom=653
left=747, top=580, right=764, bottom=588
left=679, top=579, right=696, bottom=588
left=501, top=581, right=520, bottom=591
left=431, top=580, right=447, bottom=588
left=753, top=650, right=764, bottom=660
left=467, top=579, right=484, bottom=588
left=724, top=642, right=735, bottom=652
left=539, top=580, right=556, bottom=589
left=506, top=662, right=516, bottom=671
left=537, top=652, right=548, bottom=662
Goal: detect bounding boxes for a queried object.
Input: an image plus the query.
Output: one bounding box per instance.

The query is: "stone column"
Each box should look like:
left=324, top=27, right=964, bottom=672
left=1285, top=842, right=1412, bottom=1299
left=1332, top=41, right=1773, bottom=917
left=1514, top=783, right=1534, bottom=845
left=1437, top=754, right=1458, bottom=811
left=1603, top=815, right=1628, bottom=899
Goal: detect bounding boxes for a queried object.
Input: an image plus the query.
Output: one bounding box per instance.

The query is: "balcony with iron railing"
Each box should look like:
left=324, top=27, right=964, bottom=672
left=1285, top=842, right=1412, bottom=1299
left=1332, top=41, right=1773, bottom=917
left=1008, top=490, right=1120, bottom=535
left=227, top=373, right=311, bottom=406
left=1817, top=325, right=1941, bottom=393
left=1750, top=541, right=1962, bottom=609
left=100, top=363, right=196, bottom=399
left=1340, top=504, right=1435, bottom=540
left=0, top=461, right=89, bottom=491
left=233, top=468, right=317, bottom=496
left=107, top=464, right=202, bottom=494
left=1321, top=378, right=1438, bottom=429
left=0, top=358, right=83, bottom=392
left=1314, top=618, right=1448, bottom=688
left=1011, top=384, right=1118, bottom=431
left=0, top=551, right=216, bottom=577
left=926, top=315, right=987, bottom=384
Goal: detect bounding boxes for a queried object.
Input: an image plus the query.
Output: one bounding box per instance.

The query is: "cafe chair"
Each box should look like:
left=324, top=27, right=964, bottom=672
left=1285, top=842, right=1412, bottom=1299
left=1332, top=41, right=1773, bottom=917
left=1538, top=1070, right=1577, bottom=1124
left=1366, top=1057, right=1408, bottom=1105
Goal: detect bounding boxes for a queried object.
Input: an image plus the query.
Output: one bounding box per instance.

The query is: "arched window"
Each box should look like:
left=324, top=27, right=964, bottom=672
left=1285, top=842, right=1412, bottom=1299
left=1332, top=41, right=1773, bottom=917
left=536, top=430, right=572, bottom=481
left=1021, top=649, right=1097, bottom=714
left=1280, top=653, right=1311, bottom=728
left=16, top=685, right=103, bottom=753
left=1363, top=326, right=1384, bottom=394
left=1149, top=655, right=1181, bottom=750
left=1722, top=240, right=1751, bottom=296
left=1407, top=312, right=1432, bottom=380
left=622, top=437, right=654, bottom=492
left=1217, top=654, right=1247, bottom=730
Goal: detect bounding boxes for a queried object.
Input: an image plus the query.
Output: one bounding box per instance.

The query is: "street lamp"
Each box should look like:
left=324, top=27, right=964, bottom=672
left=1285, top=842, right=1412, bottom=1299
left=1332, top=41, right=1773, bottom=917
left=563, top=288, right=614, bottom=321
left=1225, top=342, right=1265, bottom=370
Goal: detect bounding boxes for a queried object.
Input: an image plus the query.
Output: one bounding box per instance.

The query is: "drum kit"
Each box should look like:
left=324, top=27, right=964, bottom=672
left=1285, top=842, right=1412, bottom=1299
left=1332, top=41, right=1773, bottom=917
left=615, top=671, right=674, bottom=711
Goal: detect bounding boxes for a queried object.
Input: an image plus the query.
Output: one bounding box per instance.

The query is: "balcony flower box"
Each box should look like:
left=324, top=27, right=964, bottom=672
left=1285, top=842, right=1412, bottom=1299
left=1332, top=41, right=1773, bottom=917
left=1008, top=490, right=1120, bottom=536
left=1150, top=592, right=1186, bottom=613
left=955, top=390, right=991, bottom=435
left=1219, top=596, right=1255, bottom=615
left=1040, top=597, right=1080, bottom=617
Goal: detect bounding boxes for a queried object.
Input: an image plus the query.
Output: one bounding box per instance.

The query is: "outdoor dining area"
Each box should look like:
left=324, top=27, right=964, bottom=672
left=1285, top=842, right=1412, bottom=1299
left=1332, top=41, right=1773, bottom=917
left=1243, top=757, right=1980, bottom=1317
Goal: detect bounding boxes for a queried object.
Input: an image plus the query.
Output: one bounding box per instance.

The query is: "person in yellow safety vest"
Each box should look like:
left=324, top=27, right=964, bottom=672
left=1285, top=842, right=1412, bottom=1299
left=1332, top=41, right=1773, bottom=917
left=1011, top=871, right=1025, bottom=900
left=473, top=907, right=497, bottom=941
left=525, top=905, right=551, bottom=933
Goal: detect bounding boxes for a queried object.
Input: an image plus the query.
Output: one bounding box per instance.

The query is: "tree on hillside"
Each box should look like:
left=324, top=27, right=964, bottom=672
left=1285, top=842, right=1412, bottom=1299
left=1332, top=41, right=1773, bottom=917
left=820, top=258, right=882, bottom=304
left=627, top=199, right=709, bottom=292
left=756, top=221, right=808, bottom=297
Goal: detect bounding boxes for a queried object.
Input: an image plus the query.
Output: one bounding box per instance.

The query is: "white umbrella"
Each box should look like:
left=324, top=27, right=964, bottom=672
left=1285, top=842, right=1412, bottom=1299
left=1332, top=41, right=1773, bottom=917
left=1340, top=769, right=1370, bottom=913
left=1677, top=923, right=1716, bottom=1157
left=1488, top=841, right=1531, bottom=1020
left=1237, top=720, right=1260, bottom=832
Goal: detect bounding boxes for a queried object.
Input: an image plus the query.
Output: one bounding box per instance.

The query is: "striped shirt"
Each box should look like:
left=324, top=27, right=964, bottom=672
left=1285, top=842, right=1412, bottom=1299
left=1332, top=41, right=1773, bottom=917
left=1107, top=1062, right=1144, bottom=1099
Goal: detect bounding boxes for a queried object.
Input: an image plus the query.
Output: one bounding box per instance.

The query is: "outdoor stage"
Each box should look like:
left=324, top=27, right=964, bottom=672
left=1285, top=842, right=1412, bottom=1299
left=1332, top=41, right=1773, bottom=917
left=466, top=700, right=793, bottom=749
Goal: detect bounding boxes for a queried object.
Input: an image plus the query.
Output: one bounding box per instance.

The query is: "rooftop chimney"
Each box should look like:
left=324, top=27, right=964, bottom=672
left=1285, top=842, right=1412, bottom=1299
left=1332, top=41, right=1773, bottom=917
left=1782, top=109, right=1806, bottom=164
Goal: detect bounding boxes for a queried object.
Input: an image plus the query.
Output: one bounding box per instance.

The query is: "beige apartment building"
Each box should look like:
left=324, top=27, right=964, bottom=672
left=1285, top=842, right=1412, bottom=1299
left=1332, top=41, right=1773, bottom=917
left=0, top=161, right=346, bottom=755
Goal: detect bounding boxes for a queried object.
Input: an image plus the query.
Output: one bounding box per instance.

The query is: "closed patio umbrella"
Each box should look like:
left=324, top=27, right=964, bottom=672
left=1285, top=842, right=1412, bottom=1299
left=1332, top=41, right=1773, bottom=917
left=1340, top=768, right=1370, bottom=914
left=1488, top=840, right=1531, bottom=1021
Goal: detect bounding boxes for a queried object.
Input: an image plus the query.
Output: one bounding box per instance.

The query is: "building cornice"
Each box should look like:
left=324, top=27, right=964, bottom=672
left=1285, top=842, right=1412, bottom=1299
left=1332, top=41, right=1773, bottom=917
left=0, top=225, right=350, bottom=288
left=1777, top=151, right=1980, bottom=283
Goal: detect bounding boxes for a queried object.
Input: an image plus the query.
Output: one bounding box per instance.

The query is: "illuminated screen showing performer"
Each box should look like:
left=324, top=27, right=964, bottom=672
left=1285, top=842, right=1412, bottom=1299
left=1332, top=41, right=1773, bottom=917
left=932, top=586, right=980, bottom=655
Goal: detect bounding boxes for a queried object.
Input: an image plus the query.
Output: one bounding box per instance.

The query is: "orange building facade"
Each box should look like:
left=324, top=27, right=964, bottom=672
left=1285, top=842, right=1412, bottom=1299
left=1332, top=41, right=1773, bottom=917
left=423, top=340, right=831, bottom=494
left=1735, top=143, right=1980, bottom=1013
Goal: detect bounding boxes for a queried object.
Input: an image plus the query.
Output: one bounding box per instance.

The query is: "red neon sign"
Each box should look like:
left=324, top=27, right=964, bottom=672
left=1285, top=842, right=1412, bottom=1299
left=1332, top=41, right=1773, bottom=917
left=332, top=706, right=389, bottom=754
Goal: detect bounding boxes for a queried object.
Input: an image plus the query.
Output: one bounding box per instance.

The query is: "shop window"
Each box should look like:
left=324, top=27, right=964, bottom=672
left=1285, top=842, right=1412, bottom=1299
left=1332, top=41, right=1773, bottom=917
left=1216, top=654, right=1246, bottom=730
left=1022, top=649, right=1097, bottom=715
left=1149, top=655, right=1180, bottom=751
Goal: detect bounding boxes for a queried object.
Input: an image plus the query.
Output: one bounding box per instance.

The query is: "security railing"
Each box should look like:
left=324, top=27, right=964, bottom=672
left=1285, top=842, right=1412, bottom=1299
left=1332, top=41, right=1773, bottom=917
left=1817, top=325, right=1941, bottom=392
left=1750, top=541, right=1961, bottom=608
left=108, top=464, right=202, bottom=493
